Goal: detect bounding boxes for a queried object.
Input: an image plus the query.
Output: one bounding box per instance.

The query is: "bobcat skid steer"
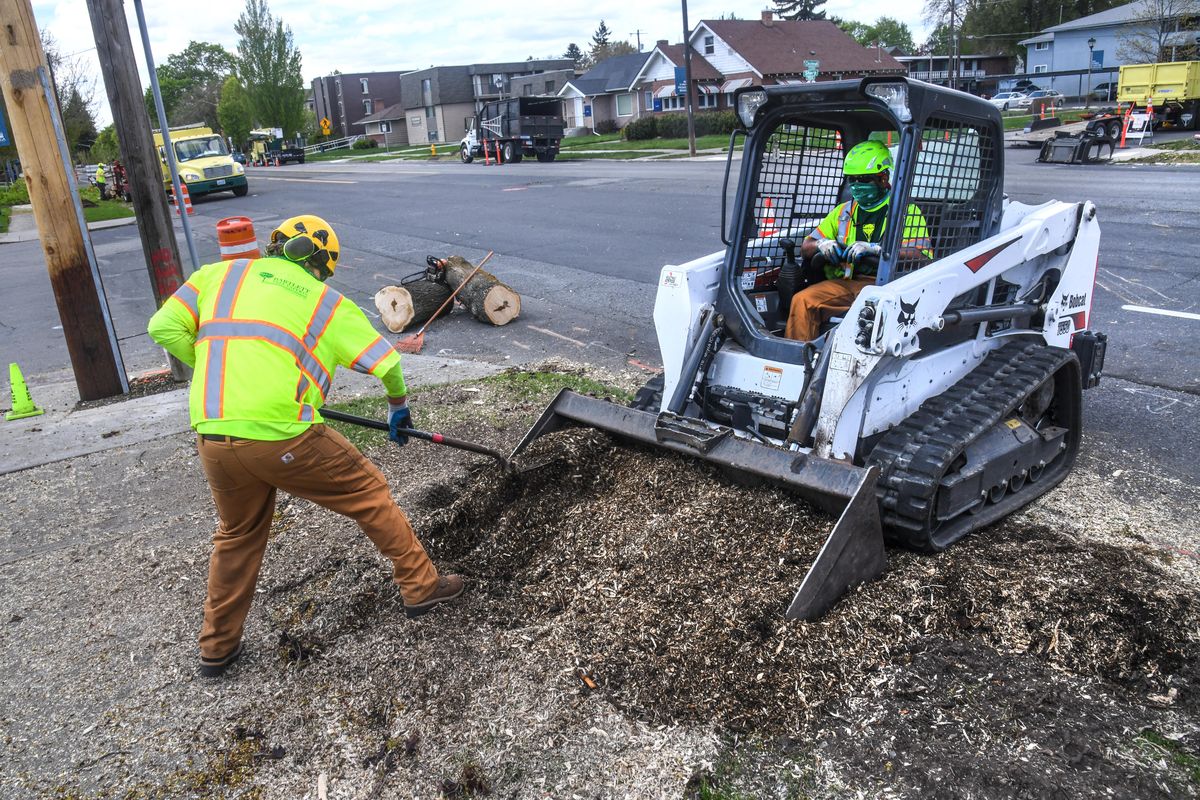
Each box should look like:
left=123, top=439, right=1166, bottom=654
left=513, top=78, right=1108, bottom=619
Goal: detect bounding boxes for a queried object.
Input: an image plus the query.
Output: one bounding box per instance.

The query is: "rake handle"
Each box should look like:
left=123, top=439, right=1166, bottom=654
left=411, top=250, right=494, bottom=337
left=320, top=408, right=511, bottom=466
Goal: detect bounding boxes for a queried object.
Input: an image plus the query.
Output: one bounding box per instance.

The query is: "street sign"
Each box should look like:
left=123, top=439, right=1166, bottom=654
left=804, top=59, right=820, bottom=83
left=0, top=107, right=9, bottom=147
left=675, top=66, right=687, bottom=96
left=583, top=105, right=592, bottom=118
left=319, top=116, right=331, bottom=135
left=1090, top=50, right=1104, bottom=69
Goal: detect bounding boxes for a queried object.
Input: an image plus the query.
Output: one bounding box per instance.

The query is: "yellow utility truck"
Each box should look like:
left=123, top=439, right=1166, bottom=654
left=152, top=124, right=248, bottom=197
left=1118, top=60, right=1200, bottom=130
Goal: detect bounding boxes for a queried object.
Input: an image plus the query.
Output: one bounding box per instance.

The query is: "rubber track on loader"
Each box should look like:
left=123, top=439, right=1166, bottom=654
left=867, top=340, right=1076, bottom=551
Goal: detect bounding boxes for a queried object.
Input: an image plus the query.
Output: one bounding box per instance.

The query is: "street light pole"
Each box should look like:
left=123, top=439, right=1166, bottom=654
left=1086, top=37, right=1095, bottom=110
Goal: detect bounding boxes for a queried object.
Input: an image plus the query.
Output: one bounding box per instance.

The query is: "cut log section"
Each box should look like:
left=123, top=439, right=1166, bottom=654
left=440, top=255, right=521, bottom=326
left=374, top=280, right=454, bottom=333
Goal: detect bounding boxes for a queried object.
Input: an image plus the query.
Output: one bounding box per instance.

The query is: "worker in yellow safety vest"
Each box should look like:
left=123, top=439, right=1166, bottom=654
left=148, top=214, right=464, bottom=678
left=94, top=162, right=106, bottom=199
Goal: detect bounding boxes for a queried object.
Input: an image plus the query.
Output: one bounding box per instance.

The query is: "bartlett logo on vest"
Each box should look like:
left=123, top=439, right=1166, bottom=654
left=258, top=271, right=310, bottom=299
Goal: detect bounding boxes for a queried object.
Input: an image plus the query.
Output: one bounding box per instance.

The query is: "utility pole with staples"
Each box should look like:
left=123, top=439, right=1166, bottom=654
left=85, top=0, right=190, bottom=381
left=0, top=0, right=128, bottom=400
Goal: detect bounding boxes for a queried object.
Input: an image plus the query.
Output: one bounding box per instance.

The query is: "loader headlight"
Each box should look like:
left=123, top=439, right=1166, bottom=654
left=737, top=90, right=767, bottom=128
left=864, top=81, right=912, bottom=123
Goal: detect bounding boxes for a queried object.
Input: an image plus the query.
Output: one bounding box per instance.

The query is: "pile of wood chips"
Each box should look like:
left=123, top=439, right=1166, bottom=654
left=419, top=429, right=1200, bottom=735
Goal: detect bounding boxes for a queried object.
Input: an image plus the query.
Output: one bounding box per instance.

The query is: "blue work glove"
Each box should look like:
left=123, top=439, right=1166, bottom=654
left=388, top=397, right=411, bottom=446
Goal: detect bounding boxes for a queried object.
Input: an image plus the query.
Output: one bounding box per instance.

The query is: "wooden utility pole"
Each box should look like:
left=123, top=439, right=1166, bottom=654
left=0, top=0, right=128, bottom=400
left=85, top=0, right=190, bottom=381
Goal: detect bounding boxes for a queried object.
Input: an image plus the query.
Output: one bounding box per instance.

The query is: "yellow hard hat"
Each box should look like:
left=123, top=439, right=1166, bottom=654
left=270, top=215, right=340, bottom=278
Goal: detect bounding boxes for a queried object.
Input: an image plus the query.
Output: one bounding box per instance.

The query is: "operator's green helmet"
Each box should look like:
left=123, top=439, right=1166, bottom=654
left=843, top=140, right=893, bottom=176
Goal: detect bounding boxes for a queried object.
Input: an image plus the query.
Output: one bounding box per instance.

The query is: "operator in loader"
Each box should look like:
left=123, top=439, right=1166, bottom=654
left=784, top=140, right=932, bottom=341
left=147, top=214, right=464, bottom=679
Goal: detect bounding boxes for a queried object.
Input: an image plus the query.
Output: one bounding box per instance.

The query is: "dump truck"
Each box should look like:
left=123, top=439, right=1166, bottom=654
left=460, top=97, right=564, bottom=164
left=249, top=128, right=306, bottom=165
left=152, top=125, right=248, bottom=197
left=1118, top=60, right=1200, bottom=129
left=513, top=78, right=1107, bottom=619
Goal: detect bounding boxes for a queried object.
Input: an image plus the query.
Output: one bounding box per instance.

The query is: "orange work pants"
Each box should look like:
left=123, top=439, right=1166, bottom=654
left=195, top=424, right=439, bottom=659
left=785, top=277, right=875, bottom=341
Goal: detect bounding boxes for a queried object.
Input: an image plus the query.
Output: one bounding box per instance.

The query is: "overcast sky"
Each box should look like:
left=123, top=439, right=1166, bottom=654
left=31, top=0, right=931, bottom=127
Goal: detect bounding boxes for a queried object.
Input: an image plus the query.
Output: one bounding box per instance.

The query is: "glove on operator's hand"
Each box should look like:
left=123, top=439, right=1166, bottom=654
left=816, top=238, right=843, bottom=264
left=388, top=397, right=411, bottom=446
left=846, top=241, right=882, bottom=265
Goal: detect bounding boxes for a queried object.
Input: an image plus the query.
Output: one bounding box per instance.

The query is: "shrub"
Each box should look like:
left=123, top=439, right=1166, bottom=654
left=594, top=120, right=620, bottom=135
left=636, top=110, right=739, bottom=140
left=351, top=137, right=379, bottom=150
left=0, top=180, right=30, bottom=206
left=623, top=116, right=658, bottom=141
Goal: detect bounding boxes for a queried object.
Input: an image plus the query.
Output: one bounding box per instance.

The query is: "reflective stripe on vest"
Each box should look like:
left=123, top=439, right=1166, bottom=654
left=200, top=259, right=252, bottom=418
left=303, top=287, right=342, bottom=352
left=350, top=337, right=394, bottom=374
left=171, top=283, right=200, bottom=322
left=197, top=320, right=333, bottom=397
left=837, top=202, right=855, bottom=242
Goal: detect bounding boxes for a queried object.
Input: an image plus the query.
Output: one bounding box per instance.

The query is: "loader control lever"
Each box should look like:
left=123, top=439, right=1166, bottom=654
left=777, top=238, right=799, bottom=310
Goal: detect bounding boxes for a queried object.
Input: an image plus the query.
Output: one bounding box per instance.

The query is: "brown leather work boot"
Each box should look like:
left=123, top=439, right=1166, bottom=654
left=404, top=574, right=465, bottom=619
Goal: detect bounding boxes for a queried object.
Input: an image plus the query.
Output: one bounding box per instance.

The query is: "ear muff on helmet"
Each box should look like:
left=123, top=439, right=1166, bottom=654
left=269, top=214, right=340, bottom=278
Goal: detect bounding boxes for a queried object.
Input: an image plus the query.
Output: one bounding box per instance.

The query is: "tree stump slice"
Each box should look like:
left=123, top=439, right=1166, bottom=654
left=374, top=280, right=454, bottom=333
left=440, top=255, right=521, bottom=326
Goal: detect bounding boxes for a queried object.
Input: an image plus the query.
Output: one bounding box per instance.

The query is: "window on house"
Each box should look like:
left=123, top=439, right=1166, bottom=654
left=379, top=121, right=391, bottom=133
left=1033, top=65, right=1049, bottom=73
left=1035, top=41, right=1049, bottom=51
left=363, top=99, right=373, bottom=115
left=704, top=35, right=714, bottom=55
left=360, top=78, right=369, bottom=94
left=645, top=90, right=654, bottom=110
left=616, top=92, right=633, bottom=116
left=425, top=105, right=435, bottom=119
left=545, top=80, right=555, bottom=93
left=422, top=78, right=432, bottom=106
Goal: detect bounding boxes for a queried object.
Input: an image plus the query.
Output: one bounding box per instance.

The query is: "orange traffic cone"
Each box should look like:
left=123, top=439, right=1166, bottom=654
left=759, top=197, right=779, bottom=236
left=171, top=183, right=194, bottom=216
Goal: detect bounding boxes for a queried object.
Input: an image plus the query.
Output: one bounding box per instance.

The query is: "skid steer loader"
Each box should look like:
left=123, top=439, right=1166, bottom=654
left=513, top=78, right=1108, bottom=619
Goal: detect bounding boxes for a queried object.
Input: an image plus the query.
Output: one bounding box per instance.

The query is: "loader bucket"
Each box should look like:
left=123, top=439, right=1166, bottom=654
left=511, top=389, right=886, bottom=620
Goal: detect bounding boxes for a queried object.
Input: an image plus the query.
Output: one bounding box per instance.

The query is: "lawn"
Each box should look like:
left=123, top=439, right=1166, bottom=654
left=1002, top=109, right=1091, bottom=130
left=560, top=133, right=730, bottom=151
left=0, top=205, right=9, bottom=234
left=83, top=200, right=135, bottom=223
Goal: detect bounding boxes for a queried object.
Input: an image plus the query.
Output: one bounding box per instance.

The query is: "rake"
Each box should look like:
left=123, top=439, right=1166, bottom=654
left=394, top=251, right=494, bottom=354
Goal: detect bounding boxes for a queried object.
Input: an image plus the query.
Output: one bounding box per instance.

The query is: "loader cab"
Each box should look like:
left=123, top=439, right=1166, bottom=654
left=719, top=78, right=1005, bottom=360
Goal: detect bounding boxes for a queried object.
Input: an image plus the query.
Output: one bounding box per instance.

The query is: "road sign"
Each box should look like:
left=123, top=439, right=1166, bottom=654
left=804, top=59, right=820, bottom=83
left=1090, top=50, right=1104, bottom=69
left=319, top=116, right=331, bottom=135
left=675, top=66, right=687, bottom=96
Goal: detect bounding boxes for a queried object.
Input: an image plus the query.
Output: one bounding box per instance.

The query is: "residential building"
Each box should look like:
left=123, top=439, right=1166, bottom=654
left=311, top=71, right=408, bottom=139
left=893, top=53, right=1016, bottom=95
left=353, top=104, right=410, bottom=147
left=509, top=69, right=575, bottom=98
left=1019, top=0, right=1196, bottom=96
left=402, top=59, right=575, bottom=146
left=561, top=12, right=906, bottom=132
left=559, top=52, right=653, bottom=132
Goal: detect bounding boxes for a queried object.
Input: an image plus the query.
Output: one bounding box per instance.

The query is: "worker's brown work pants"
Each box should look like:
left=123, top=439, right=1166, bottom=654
left=785, top=277, right=875, bottom=341
left=195, top=425, right=439, bottom=659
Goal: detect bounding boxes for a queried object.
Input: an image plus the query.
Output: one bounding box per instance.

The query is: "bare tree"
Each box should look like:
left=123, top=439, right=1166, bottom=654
left=1118, top=0, right=1200, bottom=63
left=41, top=31, right=100, bottom=157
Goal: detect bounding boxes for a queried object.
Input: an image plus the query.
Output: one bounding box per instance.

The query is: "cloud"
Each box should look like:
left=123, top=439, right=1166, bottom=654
left=31, top=0, right=931, bottom=127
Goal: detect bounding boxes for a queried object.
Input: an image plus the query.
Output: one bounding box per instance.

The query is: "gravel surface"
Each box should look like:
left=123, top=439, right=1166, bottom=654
left=1, top=368, right=1197, bottom=798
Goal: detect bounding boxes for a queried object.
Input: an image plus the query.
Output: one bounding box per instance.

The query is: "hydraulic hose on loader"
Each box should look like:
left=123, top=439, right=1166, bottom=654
left=512, top=389, right=887, bottom=620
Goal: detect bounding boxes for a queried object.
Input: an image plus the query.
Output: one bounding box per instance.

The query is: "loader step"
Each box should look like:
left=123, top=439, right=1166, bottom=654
left=867, top=339, right=1082, bottom=552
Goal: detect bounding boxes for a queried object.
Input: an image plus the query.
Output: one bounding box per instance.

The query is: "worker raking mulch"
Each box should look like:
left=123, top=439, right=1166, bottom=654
left=415, top=428, right=1200, bottom=737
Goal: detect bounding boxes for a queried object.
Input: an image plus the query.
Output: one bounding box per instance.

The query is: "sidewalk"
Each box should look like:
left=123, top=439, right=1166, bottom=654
left=0, top=203, right=138, bottom=244
left=0, top=353, right=506, bottom=476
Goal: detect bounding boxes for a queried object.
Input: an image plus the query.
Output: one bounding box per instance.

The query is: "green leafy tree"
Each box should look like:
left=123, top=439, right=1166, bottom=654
left=144, top=41, right=235, bottom=129
left=591, top=39, right=638, bottom=66
left=773, top=0, right=827, bottom=21
left=217, top=76, right=253, bottom=152
left=90, top=125, right=120, bottom=163
left=869, top=17, right=916, bottom=53
left=234, top=0, right=306, bottom=138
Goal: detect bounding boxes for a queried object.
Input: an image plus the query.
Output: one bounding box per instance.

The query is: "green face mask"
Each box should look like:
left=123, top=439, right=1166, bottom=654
left=849, top=181, right=887, bottom=208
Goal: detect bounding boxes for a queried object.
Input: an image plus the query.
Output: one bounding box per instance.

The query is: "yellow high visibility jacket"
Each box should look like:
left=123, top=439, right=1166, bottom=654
left=95, top=164, right=105, bottom=184
left=148, top=256, right=405, bottom=440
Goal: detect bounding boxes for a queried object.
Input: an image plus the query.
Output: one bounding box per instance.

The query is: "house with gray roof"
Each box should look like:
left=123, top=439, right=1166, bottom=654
left=1019, top=0, right=1199, bottom=97
left=558, top=52, right=653, bottom=132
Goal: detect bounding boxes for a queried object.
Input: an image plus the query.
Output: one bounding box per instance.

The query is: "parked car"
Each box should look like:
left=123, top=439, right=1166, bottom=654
left=230, top=151, right=247, bottom=165
left=1018, top=89, right=1065, bottom=109
left=1014, top=80, right=1041, bottom=93
left=1089, top=82, right=1117, bottom=102
left=988, top=91, right=1027, bottom=111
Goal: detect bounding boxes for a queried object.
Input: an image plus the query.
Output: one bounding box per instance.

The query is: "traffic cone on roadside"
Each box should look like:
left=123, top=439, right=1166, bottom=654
left=5, top=362, right=44, bottom=421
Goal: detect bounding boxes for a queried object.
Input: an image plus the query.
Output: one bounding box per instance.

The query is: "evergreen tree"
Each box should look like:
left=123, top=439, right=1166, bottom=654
left=773, top=0, right=827, bottom=21
left=564, top=42, right=585, bottom=69
left=591, top=20, right=612, bottom=51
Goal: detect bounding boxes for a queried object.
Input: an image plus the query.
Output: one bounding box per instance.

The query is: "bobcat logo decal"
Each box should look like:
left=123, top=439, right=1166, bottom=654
left=898, top=297, right=919, bottom=328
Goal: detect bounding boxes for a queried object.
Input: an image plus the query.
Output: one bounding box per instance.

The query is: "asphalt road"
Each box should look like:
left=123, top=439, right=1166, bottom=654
left=2, top=151, right=1198, bottom=488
